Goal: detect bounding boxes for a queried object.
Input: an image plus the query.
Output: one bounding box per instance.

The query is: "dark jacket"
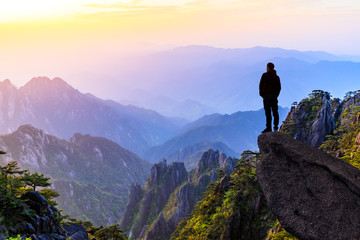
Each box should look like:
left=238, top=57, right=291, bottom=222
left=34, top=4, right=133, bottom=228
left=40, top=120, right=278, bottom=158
left=259, top=70, right=281, bottom=100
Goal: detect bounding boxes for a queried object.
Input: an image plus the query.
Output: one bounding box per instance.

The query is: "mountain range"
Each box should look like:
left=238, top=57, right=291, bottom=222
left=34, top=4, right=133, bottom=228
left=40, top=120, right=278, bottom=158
left=0, top=77, right=182, bottom=156
left=144, top=107, right=288, bottom=170
left=0, top=124, right=151, bottom=226
left=110, top=46, right=360, bottom=119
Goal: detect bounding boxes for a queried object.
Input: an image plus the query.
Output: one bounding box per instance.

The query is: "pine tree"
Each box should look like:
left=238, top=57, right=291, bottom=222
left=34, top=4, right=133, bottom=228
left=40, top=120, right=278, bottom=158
left=22, top=172, right=51, bottom=191
left=94, top=224, right=127, bottom=240
left=38, top=188, right=60, bottom=207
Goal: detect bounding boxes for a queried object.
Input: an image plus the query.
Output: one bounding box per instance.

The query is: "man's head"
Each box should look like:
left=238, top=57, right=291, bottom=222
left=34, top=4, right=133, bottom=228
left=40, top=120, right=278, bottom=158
left=267, top=62, right=275, bottom=72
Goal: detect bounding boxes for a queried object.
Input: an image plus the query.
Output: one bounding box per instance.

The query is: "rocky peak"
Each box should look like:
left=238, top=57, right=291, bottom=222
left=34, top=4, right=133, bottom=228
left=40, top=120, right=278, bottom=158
left=69, top=133, right=84, bottom=144
left=305, top=96, right=335, bottom=147
left=147, top=160, right=188, bottom=192
left=342, top=93, right=360, bottom=110
left=257, top=132, right=360, bottom=240
left=338, top=93, right=360, bottom=122
left=16, top=124, right=45, bottom=137
left=0, top=79, right=17, bottom=90
left=128, top=183, right=144, bottom=204
left=147, top=159, right=168, bottom=186
left=281, top=91, right=335, bottom=148
left=19, top=77, right=78, bottom=101
left=193, top=149, right=234, bottom=177
left=21, top=77, right=72, bottom=91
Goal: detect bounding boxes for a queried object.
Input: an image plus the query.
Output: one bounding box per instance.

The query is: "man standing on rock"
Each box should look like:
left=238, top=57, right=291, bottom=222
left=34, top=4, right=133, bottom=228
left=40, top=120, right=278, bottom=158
left=259, top=62, right=281, bottom=133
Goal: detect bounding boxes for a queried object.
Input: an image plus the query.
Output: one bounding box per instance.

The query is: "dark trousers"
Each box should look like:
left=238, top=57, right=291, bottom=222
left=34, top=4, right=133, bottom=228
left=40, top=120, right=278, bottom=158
left=263, top=98, right=279, bottom=129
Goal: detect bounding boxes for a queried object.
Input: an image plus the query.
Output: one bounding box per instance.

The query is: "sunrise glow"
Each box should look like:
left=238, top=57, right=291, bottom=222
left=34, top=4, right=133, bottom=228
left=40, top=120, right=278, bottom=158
left=0, top=0, right=359, bottom=91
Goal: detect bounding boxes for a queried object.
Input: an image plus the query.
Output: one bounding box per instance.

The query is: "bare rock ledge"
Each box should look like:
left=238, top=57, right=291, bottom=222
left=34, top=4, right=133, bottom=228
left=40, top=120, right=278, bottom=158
left=257, top=132, right=360, bottom=240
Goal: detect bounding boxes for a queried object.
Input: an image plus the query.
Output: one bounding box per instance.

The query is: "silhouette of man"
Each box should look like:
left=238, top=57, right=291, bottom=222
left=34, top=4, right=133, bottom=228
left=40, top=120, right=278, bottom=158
left=259, top=62, right=281, bottom=133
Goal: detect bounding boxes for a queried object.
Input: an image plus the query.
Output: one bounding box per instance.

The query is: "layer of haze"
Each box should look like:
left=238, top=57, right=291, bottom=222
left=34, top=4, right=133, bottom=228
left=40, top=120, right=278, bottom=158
left=0, top=0, right=360, bottom=110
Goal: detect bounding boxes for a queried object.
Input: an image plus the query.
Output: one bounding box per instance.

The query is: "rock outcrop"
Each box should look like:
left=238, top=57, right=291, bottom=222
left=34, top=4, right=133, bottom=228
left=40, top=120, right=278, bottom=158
left=121, top=149, right=236, bottom=240
left=63, top=222, right=88, bottom=240
left=0, top=191, right=67, bottom=240
left=143, top=150, right=235, bottom=240
left=257, top=132, right=360, bottom=240
left=283, top=93, right=335, bottom=148
left=120, top=160, right=188, bottom=239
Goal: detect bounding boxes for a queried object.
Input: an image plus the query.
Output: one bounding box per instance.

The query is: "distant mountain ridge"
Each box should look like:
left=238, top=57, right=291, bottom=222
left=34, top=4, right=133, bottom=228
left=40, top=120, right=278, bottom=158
left=114, top=45, right=360, bottom=117
left=144, top=107, right=288, bottom=169
left=0, top=77, right=181, bottom=155
left=0, top=124, right=152, bottom=226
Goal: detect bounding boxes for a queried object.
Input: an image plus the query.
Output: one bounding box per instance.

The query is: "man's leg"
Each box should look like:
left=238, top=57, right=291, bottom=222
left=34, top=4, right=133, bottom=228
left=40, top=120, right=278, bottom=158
left=263, top=100, right=272, bottom=130
left=271, top=98, right=279, bottom=130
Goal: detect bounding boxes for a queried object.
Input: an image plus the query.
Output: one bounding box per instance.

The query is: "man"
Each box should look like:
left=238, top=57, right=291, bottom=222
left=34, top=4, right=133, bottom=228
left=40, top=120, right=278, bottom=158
left=259, top=62, right=281, bottom=133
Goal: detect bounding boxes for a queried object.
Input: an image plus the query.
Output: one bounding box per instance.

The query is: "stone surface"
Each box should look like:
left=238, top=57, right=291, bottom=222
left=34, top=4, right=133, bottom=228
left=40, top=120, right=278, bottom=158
left=257, top=132, right=360, bottom=240
left=143, top=213, right=170, bottom=240
left=356, top=132, right=360, bottom=144
left=292, top=96, right=335, bottom=148
left=306, top=97, right=335, bottom=147
left=122, top=149, right=236, bottom=240
left=63, top=222, right=88, bottom=240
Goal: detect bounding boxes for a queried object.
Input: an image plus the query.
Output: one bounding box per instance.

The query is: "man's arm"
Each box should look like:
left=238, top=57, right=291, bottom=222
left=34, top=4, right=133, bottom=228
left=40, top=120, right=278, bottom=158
left=259, top=74, right=265, bottom=97
left=276, top=76, right=281, bottom=97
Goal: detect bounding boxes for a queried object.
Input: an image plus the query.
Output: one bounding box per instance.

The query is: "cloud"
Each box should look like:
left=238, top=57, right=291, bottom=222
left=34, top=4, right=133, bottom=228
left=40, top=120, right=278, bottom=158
left=132, top=0, right=142, bottom=5
left=79, top=0, right=213, bottom=19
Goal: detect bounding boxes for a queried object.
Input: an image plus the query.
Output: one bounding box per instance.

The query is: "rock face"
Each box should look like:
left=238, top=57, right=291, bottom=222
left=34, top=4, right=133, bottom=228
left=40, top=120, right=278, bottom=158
left=120, top=160, right=188, bottom=239
left=0, top=191, right=68, bottom=240
left=63, top=222, right=88, bottom=240
left=145, top=140, right=237, bottom=171
left=305, top=96, right=335, bottom=147
left=257, top=132, right=360, bottom=240
left=284, top=94, right=335, bottom=148
left=121, top=150, right=235, bottom=240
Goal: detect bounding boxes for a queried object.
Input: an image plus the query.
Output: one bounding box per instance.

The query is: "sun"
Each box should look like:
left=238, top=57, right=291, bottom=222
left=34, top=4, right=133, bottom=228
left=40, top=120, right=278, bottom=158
left=0, top=0, right=138, bottom=22
left=0, top=1, right=86, bottom=22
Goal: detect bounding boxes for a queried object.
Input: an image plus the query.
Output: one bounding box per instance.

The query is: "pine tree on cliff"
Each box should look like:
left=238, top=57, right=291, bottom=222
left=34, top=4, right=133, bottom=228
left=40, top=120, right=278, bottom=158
left=22, top=172, right=51, bottom=191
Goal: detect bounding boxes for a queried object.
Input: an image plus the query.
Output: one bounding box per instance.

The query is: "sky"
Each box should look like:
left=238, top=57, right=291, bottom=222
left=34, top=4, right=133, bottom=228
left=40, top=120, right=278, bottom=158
left=0, top=0, right=360, bottom=96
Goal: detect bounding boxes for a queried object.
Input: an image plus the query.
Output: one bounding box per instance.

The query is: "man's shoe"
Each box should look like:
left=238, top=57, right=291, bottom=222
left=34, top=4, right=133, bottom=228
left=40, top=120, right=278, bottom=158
left=274, top=126, right=279, bottom=132
left=261, top=128, right=272, bottom=133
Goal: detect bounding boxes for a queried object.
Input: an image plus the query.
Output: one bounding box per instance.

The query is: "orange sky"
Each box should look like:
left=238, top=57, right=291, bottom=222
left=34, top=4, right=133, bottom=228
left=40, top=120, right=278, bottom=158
left=0, top=0, right=360, bottom=91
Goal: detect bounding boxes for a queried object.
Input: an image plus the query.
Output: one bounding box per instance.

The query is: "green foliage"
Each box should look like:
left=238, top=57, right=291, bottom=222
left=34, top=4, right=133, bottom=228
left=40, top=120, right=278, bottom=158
left=93, top=224, right=127, bottom=240
left=266, top=220, right=298, bottom=240
left=344, top=90, right=360, bottom=101
left=280, top=111, right=297, bottom=137
left=0, top=161, right=28, bottom=228
left=171, top=151, right=274, bottom=240
left=321, top=102, right=360, bottom=168
left=38, top=188, right=60, bottom=207
left=22, top=172, right=51, bottom=191
left=6, top=235, right=31, bottom=240
left=271, top=230, right=297, bottom=240
left=0, top=160, right=60, bottom=231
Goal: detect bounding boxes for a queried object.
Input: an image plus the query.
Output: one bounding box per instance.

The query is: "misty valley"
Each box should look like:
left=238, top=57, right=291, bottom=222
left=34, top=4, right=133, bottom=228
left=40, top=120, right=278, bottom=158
left=1, top=46, right=360, bottom=240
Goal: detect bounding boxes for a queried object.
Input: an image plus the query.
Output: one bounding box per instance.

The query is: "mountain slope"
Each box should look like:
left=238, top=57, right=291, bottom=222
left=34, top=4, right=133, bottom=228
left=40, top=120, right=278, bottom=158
left=0, top=77, right=180, bottom=155
left=0, top=125, right=152, bottom=226
left=171, top=151, right=273, bottom=240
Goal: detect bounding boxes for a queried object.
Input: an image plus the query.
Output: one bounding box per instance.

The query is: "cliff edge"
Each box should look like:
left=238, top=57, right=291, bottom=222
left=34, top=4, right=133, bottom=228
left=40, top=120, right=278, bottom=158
left=257, top=132, right=360, bottom=240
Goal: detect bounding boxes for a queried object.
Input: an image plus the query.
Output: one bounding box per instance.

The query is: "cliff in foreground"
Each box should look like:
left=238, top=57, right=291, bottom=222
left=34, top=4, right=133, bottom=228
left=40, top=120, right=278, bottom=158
left=257, top=132, right=360, bottom=240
